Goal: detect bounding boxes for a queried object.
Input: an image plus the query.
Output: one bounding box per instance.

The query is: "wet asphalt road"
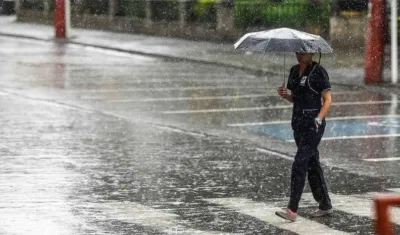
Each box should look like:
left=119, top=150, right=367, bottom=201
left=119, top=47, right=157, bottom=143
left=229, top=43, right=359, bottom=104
left=0, top=36, right=399, bottom=235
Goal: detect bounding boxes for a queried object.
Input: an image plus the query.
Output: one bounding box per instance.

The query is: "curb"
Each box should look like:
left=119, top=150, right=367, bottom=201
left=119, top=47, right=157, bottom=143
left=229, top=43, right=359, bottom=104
left=71, top=41, right=277, bottom=77
left=0, top=32, right=398, bottom=91
left=0, top=32, right=276, bottom=77
left=0, top=32, right=52, bottom=42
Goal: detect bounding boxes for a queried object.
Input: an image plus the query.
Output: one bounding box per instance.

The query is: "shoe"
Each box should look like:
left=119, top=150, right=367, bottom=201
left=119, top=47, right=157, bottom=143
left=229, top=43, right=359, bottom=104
left=310, top=208, right=333, bottom=217
left=275, top=208, right=297, bottom=222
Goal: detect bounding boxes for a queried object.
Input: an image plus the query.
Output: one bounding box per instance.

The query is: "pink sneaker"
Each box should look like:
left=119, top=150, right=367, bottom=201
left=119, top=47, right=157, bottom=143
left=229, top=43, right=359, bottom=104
left=275, top=208, right=297, bottom=222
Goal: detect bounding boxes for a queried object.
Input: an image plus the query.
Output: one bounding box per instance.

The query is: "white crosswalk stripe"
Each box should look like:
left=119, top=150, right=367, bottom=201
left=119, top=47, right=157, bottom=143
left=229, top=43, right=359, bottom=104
left=89, top=201, right=238, bottom=235
left=205, top=197, right=350, bottom=235
left=205, top=189, right=400, bottom=234
left=301, top=190, right=400, bottom=225
left=88, top=189, right=400, bottom=234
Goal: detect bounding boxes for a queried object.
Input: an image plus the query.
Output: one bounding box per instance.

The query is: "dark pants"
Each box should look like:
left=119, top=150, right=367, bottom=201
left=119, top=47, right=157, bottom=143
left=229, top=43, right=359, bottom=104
left=288, top=124, right=332, bottom=213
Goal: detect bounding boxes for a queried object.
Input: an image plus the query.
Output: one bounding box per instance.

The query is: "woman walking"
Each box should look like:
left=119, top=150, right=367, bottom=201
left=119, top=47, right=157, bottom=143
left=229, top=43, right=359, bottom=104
left=275, top=52, right=333, bottom=222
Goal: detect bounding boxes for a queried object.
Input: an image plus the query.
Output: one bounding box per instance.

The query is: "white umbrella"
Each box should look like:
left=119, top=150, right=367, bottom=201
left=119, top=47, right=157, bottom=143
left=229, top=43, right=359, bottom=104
left=234, top=28, right=333, bottom=86
left=234, top=27, right=333, bottom=53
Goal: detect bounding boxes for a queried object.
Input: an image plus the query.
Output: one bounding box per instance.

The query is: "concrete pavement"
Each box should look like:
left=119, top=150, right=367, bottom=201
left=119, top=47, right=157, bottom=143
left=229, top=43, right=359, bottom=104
left=0, top=16, right=398, bottom=89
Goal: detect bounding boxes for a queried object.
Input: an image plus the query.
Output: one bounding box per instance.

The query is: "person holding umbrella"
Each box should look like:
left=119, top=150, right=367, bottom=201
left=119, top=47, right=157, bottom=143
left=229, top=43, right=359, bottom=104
left=234, top=27, right=334, bottom=222
left=275, top=51, right=333, bottom=222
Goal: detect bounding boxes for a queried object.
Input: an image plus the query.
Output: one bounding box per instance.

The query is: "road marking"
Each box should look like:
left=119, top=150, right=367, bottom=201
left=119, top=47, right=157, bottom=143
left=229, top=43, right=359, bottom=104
left=70, top=85, right=270, bottom=92
left=228, top=115, right=400, bottom=127
left=155, top=125, right=206, bottom=137
left=233, top=116, right=400, bottom=143
left=256, top=148, right=293, bottom=161
left=163, top=105, right=290, bottom=114
left=315, top=134, right=400, bottom=142
left=302, top=192, right=400, bottom=225
left=162, top=101, right=395, bottom=114
left=368, top=122, right=400, bottom=128
left=284, top=134, right=400, bottom=142
left=107, top=94, right=270, bottom=102
left=387, top=188, right=400, bottom=192
left=229, top=121, right=291, bottom=126
left=363, top=157, right=400, bottom=162
left=0, top=91, right=9, bottom=96
left=205, top=197, right=350, bottom=235
left=71, top=87, right=374, bottom=94
left=91, top=201, right=234, bottom=235
left=302, top=193, right=373, bottom=217
left=72, top=78, right=267, bottom=84
left=80, top=90, right=365, bottom=101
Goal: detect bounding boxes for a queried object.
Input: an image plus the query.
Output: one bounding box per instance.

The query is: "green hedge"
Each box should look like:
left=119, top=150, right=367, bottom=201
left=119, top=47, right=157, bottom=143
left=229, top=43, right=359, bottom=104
left=78, top=0, right=109, bottom=15
left=152, top=0, right=180, bottom=21
left=234, top=0, right=330, bottom=29
left=263, top=2, right=306, bottom=27
left=23, top=0, right=109, bottom=15
left=21, top=0, right=45, bottom=11
left=20, top=0, right=330, bottom=30
left=117, top=0, right=146, bottom=18
left=118, top=0, right=180, bottom=21
left=190, top=0, right=217, bottom=24
left=117, top=0, right=216, bottom=24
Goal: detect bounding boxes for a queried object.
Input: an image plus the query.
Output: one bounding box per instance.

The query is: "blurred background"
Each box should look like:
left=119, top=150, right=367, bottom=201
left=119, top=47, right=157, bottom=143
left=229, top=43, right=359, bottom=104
left=0, top=0, right=398, bottom=48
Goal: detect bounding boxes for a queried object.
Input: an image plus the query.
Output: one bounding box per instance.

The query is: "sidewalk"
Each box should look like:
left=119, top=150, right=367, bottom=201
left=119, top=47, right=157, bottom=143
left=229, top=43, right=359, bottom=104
left=0, top=16, right=398, bottom=89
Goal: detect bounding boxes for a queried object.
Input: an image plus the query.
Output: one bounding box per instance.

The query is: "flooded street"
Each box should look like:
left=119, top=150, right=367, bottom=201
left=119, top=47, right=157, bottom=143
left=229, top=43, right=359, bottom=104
left=0, top=36, right=399, bottom=234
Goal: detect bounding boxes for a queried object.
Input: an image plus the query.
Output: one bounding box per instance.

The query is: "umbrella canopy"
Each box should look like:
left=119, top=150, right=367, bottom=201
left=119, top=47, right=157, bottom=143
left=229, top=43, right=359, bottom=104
left=234, top=27, right=333, bottom=53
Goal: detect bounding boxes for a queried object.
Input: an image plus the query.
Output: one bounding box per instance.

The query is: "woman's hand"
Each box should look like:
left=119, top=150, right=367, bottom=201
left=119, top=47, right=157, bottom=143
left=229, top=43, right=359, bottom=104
left=277, top=87, right=293, bottom=103
left=317, top=90, right=332, bottom=121
left=277, top=86, right=288, bottom=98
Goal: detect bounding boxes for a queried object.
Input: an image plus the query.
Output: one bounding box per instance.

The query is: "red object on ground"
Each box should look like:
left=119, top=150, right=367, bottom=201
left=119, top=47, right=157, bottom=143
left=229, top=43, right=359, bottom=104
left=364, top=0, right=386, bottom=84
left=54, top=0, right=66, bottom=38
left=374, top=194, right=400, bottom=235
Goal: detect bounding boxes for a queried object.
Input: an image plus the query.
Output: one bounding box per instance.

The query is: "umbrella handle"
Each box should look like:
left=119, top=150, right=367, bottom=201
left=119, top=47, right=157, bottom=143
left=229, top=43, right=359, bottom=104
left=318, top=51, right=322, bottom=64
left=282, top=53, right=286, bottom=87
left=318, top=48, right=322, bottom=64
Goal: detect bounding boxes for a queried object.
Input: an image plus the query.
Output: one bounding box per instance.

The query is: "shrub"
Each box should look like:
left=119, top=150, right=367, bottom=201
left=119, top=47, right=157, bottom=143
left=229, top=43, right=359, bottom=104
left=234, top=0, right=330, bottom=29
left=234, top=0, right=265, bottom=28
left=151, top=0, right=180, bottom=21
left=190, top=0, right=217, bottom=24
left=117, top=0, right=146, bottom=18
left=78, top=0, right=109, bottom=15
left=21, top=0, right=45, bottom=11
left=263, top=2, right=306, bottom=27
